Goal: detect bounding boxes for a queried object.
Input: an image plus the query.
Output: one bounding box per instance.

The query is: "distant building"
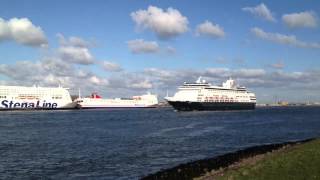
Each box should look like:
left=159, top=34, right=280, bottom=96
left=278, top=101, right=289, bottom=106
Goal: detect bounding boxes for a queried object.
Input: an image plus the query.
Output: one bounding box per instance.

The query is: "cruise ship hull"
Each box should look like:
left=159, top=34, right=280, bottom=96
left=167, top=101, right=255, bottom=111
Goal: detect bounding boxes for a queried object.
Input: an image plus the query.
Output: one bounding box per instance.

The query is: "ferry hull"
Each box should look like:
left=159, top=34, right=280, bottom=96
left=76, top=104, right=158, bottom=109
left=0, top=85, right=76, bottom=111
left=167, top=101, right=255, bottom=111
left=0, top=107, right=76, bottom=111
left=0, top=102, right=77, bottom=111
left=75, top=93, right=159, bottom=109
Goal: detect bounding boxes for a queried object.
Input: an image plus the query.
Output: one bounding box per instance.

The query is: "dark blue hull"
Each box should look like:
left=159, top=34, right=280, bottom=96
left=167, top=101, right=255, bottom=111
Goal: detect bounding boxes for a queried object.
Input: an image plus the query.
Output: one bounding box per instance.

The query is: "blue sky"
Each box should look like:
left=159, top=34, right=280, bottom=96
left=0, top=0, right=320, bottom=103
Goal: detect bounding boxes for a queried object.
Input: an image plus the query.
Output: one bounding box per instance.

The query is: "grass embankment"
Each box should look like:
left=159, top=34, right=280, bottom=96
left=197, top=139, right=320, bottom=180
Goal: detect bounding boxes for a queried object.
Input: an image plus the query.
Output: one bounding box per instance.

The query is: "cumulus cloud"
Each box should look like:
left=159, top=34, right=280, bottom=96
left=282, top=11, right=317, bottom=28
left=214, top=57, right=228, bottom=64
left=242, top=3, right=276, bottom=22
left=165, top=46, right=176, bottom=54
left=57, top=33, right=92, bottom=47
left=0, top=59, right=74, bottom=86
left=0, top=60, right=151, bottom=97
left=233, top=58, right=246, bottom=65
left=58, top=46, right=94, bottom=65
left=131, top=6, right=189, bottom=39
left=251, top=27, right=320, bottom=49
left=270, top=62, right=285, bottom=69
left=205, top=68, right=230, bottom=77
left=0, top=17, right=47, bottom=47
left=130, top=80, right=153, bottom=89
left=205, top=68, right=266, bottom=78
left=57, top=34, right=95, bottom=65
left=141, top=68, right=320, bottom=99
left=105, top=72, right=157, bottom=97
left=0, top=58, right=109, bottom=96
left=89, top=75, right=107, bottom=85
left=101, top=61, right=122, bottom=72
left=233, top=69, right=266, bottom=78
left=1, top=58, right=320, bottom=102
left=127, top=39, right=160, bottom=54
left=196, top=20, right=225, bottom=38
left=144, top=68, right=176, bottom=79
left=1, top=61, right=315, bottom=91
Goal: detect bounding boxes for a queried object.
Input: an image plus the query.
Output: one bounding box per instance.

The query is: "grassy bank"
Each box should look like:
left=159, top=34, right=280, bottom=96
left=197, top=139, right=320, bottom=180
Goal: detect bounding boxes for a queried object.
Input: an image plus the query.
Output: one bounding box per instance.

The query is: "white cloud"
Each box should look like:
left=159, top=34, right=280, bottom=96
left=139, top=68, right=320, bottom=102
left=57, top=34, right=92, bottom=48
left=106, top=72, right=156, bottom=95
left=251, top=27, right=320, bottom=49
left=165, top=46, right=176, bottom=54
left=282, top=11, right=317, bottom=28
left=214, top=57, right=228, bottom=64
left=89, top=76, right=101, bottom=85
left=1, top=58, right=320, bottom=102
left=0, top=17, right=47, bottom=47
left=57, top=34, right=95, bottom=65
left=102, top=61, right=122, bottom=72
left=129, top=80, right=153, bottom=89
left=205, top=68, right=266, bottom=78
left=196, top=20, right=225, bottom=38
left=0, top=59, right=74, bottom=86
left=242, top=3, right=276, bottom=22
left=131, top=6, right=188, bottom=39
left=270, top=62, right=285, bottom=69
left=144, top=68, right=176, bottom=79
left=58, top=46, right=94, bottom=65
left=127, top=39, right=160, bottom=54
left=233, top=69, right=266, bottom=78
left=0, top=58, right=109, bottom=96
left=205, top=68, right=230, bottom=77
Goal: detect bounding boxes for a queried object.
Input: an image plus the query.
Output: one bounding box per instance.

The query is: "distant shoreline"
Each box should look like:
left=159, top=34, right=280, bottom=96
left=141, top=138, right=315, bottom=180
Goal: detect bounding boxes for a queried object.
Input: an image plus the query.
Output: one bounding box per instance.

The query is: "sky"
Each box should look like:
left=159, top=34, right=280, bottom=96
left=0, top=0, right=320, bottom=103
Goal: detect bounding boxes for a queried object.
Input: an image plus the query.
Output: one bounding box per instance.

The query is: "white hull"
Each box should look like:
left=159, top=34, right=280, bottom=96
left=0, top=85, right=76, bottom=110
left=76, top=93, right=158, bottom=109
left=78, top=104, right=156, bottom=108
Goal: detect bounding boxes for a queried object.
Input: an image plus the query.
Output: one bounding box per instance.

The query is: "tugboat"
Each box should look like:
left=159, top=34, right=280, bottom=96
left=165, top=77, right=256, bottom=111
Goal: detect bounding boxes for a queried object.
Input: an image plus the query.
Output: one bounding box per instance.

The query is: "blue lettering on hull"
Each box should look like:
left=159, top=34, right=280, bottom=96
left=0, top=100, right=59, bottom=109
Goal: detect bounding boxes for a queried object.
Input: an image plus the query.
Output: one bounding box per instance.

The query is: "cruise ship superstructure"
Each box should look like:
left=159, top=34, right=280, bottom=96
left=75, top=92, right=158, bottom=109
left=165, top=77, right=256, bottom=111
left=0, top=85, right=76, bottom=110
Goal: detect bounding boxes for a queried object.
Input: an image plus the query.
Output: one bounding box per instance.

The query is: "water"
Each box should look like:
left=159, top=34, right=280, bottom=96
left=0, top=106, right=319, bottom=179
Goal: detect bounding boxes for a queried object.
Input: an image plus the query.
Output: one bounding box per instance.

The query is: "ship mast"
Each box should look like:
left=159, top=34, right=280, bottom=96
left=78, top=88, right=81, bottom=98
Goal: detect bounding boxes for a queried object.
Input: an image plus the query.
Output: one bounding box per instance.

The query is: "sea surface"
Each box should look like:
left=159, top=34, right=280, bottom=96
left=0, top=106, right=320, bottom=179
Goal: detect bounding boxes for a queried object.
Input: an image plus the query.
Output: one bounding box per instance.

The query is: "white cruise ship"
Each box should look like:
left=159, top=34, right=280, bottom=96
left=0, top=85, right=77, bottom=110
left=75, top=92, right=158, bottom=109
left=165, top=77, right=256, bottom=111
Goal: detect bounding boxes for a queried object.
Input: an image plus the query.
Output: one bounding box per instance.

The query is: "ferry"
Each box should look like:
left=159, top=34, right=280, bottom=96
left=0, top=85, right=77, bottom=110
left=75, top=92, right=158, bottom=109
left=165, top=77, right=256, bottom=111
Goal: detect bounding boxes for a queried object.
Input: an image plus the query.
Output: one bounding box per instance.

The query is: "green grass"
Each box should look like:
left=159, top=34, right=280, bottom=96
left=216, top=139, right=320, bottom=180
